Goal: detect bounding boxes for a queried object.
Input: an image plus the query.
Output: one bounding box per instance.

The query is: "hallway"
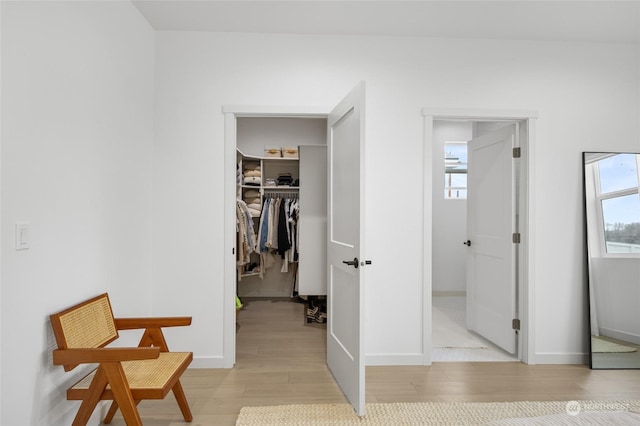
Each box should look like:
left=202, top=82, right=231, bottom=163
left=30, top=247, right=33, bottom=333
left=432, top=295, right=517, bottom=362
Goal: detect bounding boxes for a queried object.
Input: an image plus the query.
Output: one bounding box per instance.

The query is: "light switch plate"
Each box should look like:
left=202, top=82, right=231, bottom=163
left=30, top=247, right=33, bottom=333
left=16, top=223, right=30, bottom=250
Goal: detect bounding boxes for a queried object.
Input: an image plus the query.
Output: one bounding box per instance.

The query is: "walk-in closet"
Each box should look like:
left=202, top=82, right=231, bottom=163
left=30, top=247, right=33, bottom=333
left=234, top=116, right=329, bottom=346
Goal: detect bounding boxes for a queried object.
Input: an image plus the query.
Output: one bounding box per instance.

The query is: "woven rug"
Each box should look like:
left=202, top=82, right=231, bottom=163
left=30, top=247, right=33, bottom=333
left=236, top=400, right=640, bottom=425
left=592, top=336, right=638, bottom=353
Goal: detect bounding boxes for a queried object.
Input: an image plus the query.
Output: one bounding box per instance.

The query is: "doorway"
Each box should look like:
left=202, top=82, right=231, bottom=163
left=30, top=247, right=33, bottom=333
left=222, top=107, right=330, bottom=368
left=433, top=120, right=518, bottom=362
left=231, top=116, right=330, bottom=381
left=223, top=81, right=368, bottom=416
left=422, top=109, right=538, bottom=365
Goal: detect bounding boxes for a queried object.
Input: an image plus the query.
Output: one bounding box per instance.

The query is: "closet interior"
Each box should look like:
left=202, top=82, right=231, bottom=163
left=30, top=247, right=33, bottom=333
left=235, top=117, right=328, bottom=324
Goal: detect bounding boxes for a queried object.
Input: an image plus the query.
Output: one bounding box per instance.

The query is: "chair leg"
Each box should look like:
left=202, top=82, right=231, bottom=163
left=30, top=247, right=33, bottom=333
left=102, top=363, right=142, bottom=426
left=72, top=367, right=108, bottom=426
left=103, top=401, right=119, bottom=424
left=172, top=380, right=193, bottom=422
left=104, top=400, right=142, bottom=424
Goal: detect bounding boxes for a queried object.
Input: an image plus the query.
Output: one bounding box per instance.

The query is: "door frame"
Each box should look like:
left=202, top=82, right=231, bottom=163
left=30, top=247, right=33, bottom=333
left=222, top=105, right=329, bottom=367
left=422, top=108, right=538, bottom=365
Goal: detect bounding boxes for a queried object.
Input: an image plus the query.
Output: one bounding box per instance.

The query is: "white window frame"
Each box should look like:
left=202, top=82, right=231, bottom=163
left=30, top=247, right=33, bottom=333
left=444, top=141, right=468, bottom=199
left=592, top=154, right=640, bottom=259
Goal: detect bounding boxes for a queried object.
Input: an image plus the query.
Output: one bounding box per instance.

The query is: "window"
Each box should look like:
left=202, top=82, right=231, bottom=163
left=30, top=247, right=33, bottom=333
left=444, top=142, right=467, bottom=199
left=594, top=153, right=640, bottom=254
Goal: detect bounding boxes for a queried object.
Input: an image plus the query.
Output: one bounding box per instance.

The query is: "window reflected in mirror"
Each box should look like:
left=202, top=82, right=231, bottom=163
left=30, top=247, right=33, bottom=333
left=601, top=195, right=640, bottom=254
left=588, top=153, right=640, bottom=256
left=584, top=152, right=640, bottom=369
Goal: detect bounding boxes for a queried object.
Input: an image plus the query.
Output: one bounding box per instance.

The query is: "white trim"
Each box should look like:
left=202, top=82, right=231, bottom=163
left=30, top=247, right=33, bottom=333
left=423, top=108, right=538, bottom=366
left=422, top=116, right=434, bottom=366
left=223, top=112, right=237, bottom=369
left=433, top=291, right=466, bottom=297
left=535, top=353, right=589, bottom=365
left=190, top=356, right=229, bottom=369
left=422, top=108, right=539, bottom=120
left=598, top=327, right=640, bottom=346
left=524, top=118, right=537, bottom=364
left=222, top=105, right=329, bottom=117
left=0, top=2, right=3, bottom=415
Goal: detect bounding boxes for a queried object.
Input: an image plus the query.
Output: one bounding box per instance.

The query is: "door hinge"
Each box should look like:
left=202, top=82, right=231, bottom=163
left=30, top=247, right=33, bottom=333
left=513, top=147, right=521, bottom=158
left=512, top=318, right=521, bottom=331
left=512, top=233, right=521, bottom=244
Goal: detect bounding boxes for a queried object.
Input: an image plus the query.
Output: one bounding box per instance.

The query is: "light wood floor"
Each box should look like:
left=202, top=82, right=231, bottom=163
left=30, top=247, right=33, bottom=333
left=108, top=298, right=640, bottom=425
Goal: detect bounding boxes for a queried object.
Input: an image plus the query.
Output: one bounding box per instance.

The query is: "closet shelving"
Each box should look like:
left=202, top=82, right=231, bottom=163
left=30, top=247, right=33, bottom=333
left=234, top=116, right=327, bottom=301
left=236, top=149, right=300, bottom=280
left=237, top=151, right=299, bottom=188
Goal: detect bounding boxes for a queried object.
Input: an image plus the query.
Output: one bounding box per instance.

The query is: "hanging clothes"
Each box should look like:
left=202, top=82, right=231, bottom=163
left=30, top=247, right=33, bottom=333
left=255, top=194, right=299, bottom=275
left=288, top=199, right=300, bottom=263
left=258, top=197, right=270, bottom=253
left=277, top=199, right=291, bottom=258
left=236, top=199, right=258, bottom=279
left=278, top=199, right=292, bottom=273
left=257, top=197, right=273, bottom=279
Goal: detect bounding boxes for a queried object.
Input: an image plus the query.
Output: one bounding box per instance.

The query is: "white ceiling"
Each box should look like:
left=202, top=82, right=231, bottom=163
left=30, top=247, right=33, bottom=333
left=132, top=1, right=640, bottom=44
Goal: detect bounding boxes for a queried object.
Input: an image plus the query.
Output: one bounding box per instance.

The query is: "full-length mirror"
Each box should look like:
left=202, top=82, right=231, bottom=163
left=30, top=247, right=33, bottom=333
left=583, top=152, right=640, bottom=369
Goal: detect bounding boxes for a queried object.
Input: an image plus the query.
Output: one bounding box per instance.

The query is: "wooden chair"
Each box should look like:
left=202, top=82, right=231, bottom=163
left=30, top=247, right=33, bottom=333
left=50, top=293, right=193, bottom=425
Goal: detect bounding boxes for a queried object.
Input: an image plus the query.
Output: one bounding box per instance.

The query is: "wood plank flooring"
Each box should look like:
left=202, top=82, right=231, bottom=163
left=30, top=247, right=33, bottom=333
left=107, top=298, right=640, bottom=425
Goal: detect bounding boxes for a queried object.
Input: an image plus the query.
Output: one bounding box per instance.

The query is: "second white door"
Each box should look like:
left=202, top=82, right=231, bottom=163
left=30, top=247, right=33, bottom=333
left=466, top=124, right=518, bottom=354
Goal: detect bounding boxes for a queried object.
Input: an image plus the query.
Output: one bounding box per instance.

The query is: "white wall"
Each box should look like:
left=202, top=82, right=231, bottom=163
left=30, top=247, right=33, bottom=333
left=152, top=31, right=639, bottom=365
left=432, top=121, right=471, bottom=293
left=1, top=2, right=155, bottom=424
left=591, top=258, right=640, bottom=344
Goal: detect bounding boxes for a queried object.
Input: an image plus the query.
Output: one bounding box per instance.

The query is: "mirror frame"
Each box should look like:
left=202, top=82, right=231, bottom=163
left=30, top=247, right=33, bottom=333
left=583, top=151, right=640, bottom=370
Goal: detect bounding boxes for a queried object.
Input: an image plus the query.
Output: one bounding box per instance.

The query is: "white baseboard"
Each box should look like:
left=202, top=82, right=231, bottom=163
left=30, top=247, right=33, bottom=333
left=190, top=356, right=232, bottom=369
left=432, top=291, right=466, bottom=297
left=194, top=354, right=430, bottom=367
left=194, top=353, right=589, bottom=367
left=599, top=328, right=640, bottom=345
left=534, top=352, right=589, bottom=364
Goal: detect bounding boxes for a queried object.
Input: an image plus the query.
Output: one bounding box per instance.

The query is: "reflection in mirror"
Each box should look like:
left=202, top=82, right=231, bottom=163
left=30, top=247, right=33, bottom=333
left=583, top=152, right=640, bottom=369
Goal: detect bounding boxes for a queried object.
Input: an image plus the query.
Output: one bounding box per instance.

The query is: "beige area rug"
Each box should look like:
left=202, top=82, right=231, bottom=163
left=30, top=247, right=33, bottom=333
left=592, top=336, right=638, bottom=353
left=236, top=400, right=640, bottom=425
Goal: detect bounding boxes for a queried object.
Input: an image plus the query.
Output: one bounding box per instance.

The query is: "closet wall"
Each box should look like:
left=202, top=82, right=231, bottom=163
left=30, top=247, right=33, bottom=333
left=236, top=117, right=327, bottom=298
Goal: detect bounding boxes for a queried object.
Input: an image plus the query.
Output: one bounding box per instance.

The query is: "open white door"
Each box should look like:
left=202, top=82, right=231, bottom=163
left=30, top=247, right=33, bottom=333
left=466, top=124, right=518, bottom=354
left=327, top=82, right=366, bottom=416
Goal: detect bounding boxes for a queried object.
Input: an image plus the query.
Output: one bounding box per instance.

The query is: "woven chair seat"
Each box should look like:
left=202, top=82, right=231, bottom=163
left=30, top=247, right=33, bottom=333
left=68, top=352, right=192, bottom=400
